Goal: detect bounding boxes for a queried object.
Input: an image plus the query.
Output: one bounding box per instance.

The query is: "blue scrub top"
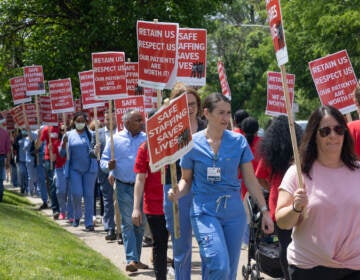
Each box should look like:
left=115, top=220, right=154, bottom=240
left=180, top=129, right=253, bottom=195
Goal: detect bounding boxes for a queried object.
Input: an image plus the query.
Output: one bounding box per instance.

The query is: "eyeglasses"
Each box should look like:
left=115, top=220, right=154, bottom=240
left=318, top=125, right=346, bottom=137
left=188, top=102, right=197, bottom=108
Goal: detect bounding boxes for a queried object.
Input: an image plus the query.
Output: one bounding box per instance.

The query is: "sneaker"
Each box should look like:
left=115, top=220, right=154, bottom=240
left=125, top=261, right=138, bottom=272
left=72, top=219, right=80, bottom=227
left=68, top=218, right=74, bottom=224
left=58, top=213, right=66, bottom=220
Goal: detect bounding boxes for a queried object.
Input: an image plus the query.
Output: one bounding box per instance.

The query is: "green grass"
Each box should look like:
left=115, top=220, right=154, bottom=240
left=0, top=190, right=129, bottom=280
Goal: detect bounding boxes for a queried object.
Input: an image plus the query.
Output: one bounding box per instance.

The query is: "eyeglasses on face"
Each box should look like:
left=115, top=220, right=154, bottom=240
left=188, top=102, right=197, bottom=108
left=318, top=125, right=346, bottom=137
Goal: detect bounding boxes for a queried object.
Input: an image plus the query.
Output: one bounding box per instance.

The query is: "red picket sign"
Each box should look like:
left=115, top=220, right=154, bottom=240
left=92, top=52, right=127, bottom=100
left=309, top=50, right=357, bottom=114
left=137, top=20, right=179, bottom=90
left=146, top=93, right=192, bottom=172
left=79, top=70, right=105, bottom=109
left=176, top=28, right=207, bottom=87
left=48, top=78, right=75, bottom=114
left=266, top=0, right=288, bottom=66
left=39, top=95, right=58, bottom=126
left=217, top=58, right=231, bottom=100
left=114, top=96, right=145, bottom=131
left=9, top=76, right=31, bottom=105
left=266, top=71, right=295, bottom=116
left=23, top=65, right=46, bottom=95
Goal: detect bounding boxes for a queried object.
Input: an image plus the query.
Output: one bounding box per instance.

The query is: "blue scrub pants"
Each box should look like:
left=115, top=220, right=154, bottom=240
left=191, top=191, right=246, bottom=280
left=164, top=183, right=199, bottom=280
left=55, top=167, right=72, bottom=217
left=98, top=170, right=115, bottom=231
left=69, top=169, right=96, bottom=227
left=116, top=180, right=145, bottom=263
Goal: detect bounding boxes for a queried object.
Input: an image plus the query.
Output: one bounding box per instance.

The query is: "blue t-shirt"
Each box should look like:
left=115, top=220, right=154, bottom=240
left=180, top=129, right=253, bottom=195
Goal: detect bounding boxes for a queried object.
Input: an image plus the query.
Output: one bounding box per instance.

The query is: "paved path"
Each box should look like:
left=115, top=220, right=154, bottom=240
left=6, top=183, right=279, bottom=280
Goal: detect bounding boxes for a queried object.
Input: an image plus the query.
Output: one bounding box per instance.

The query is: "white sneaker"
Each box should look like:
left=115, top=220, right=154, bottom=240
left=167, top=267, right=175, bottom=279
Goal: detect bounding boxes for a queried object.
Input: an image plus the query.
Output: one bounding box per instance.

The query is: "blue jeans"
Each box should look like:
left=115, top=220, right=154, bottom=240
left=0, top=155, right=5, bottom=201
left=36, top=162, right=48, bottom=204
left=98, top=170, right=115, bottom=231
left=164, top=184, right=195, bottom=280
left=43, top=160, right=59, bottom=213
left=18, top=161, right=28, bottom=193
left=116, top=180, right=145, bottom=263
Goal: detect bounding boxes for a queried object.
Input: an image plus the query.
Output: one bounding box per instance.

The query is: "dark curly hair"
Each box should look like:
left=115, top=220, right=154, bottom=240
left=259, top=115, right=303, bottom=177
left=300, top=105, right=358, bottom=178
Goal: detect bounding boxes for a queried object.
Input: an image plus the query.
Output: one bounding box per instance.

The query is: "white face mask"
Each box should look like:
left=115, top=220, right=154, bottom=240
left=75, top=122, right=85, bottom=130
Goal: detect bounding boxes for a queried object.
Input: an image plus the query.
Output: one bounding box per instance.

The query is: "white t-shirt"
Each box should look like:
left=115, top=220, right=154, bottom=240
left=280, top=161, right=360, bottom=269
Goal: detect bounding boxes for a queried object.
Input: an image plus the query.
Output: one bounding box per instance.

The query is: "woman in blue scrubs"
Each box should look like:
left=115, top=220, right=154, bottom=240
left=61, top=112, right=98, bottom=231
left=169, top=93, right=274, bottom=280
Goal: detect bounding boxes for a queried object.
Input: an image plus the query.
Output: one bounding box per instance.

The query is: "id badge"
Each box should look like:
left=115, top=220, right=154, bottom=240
left=207, top=167, right=221, bottom=182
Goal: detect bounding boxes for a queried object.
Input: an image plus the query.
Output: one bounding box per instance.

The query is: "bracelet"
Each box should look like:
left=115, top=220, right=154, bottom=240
left=260, top=205, right=268, bottom=213
left=292, top=202, right=303, bottom=213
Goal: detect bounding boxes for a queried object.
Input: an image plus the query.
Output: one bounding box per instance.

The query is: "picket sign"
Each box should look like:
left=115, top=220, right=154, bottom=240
left=266, top=0, right=304, bottom=190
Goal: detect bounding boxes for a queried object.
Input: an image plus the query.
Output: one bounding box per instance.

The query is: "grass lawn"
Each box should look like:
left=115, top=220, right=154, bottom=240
left=0, top=190, right=129, bottom=280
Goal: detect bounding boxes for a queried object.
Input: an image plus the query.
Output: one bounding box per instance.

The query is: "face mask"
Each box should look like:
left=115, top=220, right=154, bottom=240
left=75, top=122, right=85, bottom=130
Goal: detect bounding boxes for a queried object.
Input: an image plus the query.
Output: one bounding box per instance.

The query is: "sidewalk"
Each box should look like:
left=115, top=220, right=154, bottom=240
left=5, top=182, right=278, bottom=280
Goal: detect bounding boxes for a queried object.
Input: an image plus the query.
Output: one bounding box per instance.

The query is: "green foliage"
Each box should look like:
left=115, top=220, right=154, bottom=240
left=1, top=0, right=360, bottom=123
left=0, top=190, right=128, bottom=280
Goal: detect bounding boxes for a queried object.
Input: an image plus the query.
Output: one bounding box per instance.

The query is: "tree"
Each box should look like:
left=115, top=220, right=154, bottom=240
left=0, top=0, right=228, bottom=110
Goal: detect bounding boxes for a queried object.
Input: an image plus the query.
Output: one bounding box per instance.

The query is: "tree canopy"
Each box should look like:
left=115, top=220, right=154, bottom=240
left=1, top=0, right=360, bottom=125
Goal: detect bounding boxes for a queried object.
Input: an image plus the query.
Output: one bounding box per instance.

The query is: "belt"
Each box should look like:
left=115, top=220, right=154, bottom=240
left=117, top=179, right=135, bottom=186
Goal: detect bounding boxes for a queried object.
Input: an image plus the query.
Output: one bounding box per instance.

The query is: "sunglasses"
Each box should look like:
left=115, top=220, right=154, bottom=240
left=318, top=125, right=346, bottom=137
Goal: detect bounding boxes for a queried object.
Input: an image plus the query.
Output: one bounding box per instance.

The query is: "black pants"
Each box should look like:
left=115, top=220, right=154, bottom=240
left=277, top=224, right=292, bottom=280
left=289, top=265, right=360, bottom=280
left=146, top=214, right=168, bottom=280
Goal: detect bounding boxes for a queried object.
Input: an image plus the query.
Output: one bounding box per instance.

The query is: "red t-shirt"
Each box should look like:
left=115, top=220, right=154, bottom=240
left=134, top=142, right=163, bottom=215
left=255, top=158, right=283, bottom=221
left=52, top=138, right=66, bottom=168
left=238, top=135, right=261, bottom=199
left=347, top=120, right=360, bottom=159
left=40, top=126, right=59, bottom=160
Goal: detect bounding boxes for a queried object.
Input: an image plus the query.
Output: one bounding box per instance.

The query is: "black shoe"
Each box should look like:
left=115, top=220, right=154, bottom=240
left=84, top=226, right=95, bottom=232
left=117, top=233, right=123, bottom=245
left=142, top=236, right=153, bottom=247
left=38, top=203, right=48, bottom=210
left=53, top=212, right=60, bottom=220
left=105, top=230, right=116, bottom=241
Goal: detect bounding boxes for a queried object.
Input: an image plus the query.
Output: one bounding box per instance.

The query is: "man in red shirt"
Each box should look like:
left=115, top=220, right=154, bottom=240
left=36, top=125, right=60, bottom=218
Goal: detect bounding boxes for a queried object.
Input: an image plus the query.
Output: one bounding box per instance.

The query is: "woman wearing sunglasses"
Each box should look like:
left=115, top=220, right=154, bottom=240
left=276, top=105, right=360, bottom=279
